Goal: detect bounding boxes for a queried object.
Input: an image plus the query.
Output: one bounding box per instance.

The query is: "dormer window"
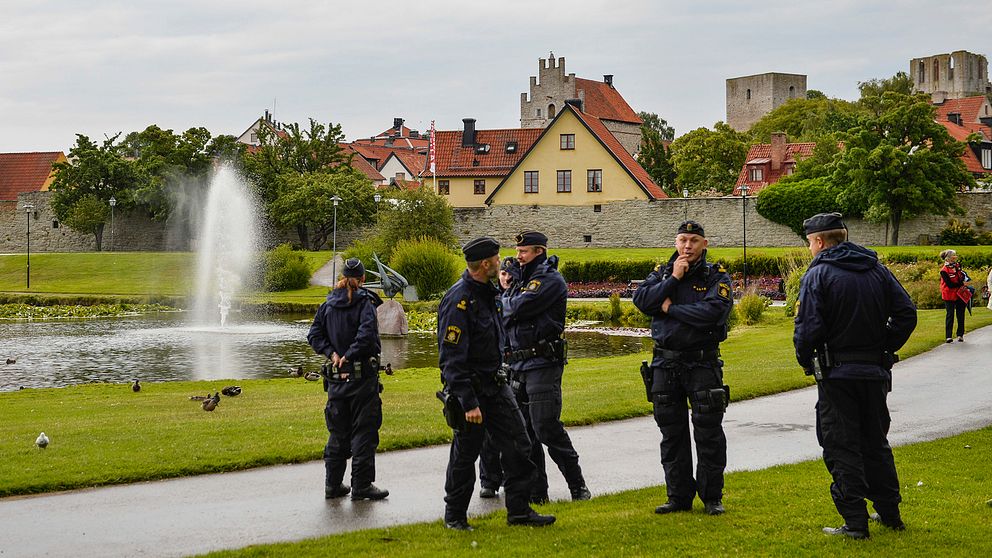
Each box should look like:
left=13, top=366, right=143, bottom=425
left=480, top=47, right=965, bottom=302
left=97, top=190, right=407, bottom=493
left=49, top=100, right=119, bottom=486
left=505, top=141, right=518, bottom=154
left=475, top=143, right=490, bottom=154
left=982, top=147, right=991, bottom=170
left=749, top=167, right=764, bottom=182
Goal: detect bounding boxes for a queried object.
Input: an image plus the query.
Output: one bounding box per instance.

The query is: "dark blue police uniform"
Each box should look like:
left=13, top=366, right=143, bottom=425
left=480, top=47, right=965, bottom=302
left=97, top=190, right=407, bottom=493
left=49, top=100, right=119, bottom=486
left=633, top=225, right=733, bottom=514
left=794, top=213, right=917, bottom=537
left=307, top=260, right=386, bottom=500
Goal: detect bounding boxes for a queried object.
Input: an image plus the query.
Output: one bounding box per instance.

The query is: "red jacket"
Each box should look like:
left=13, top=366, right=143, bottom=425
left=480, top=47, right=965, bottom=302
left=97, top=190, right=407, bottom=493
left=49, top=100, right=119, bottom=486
left=940, top=263, right=965, bottom=301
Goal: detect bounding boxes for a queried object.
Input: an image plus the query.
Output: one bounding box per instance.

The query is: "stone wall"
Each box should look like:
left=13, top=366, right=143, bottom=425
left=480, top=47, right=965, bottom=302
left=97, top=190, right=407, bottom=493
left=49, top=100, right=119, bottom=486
left=453, top=193, right=992, bottom=249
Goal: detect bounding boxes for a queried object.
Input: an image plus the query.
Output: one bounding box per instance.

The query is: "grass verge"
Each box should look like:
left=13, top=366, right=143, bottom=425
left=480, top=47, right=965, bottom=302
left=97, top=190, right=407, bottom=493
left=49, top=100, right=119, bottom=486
left=201, top=426, right=992, bottom=557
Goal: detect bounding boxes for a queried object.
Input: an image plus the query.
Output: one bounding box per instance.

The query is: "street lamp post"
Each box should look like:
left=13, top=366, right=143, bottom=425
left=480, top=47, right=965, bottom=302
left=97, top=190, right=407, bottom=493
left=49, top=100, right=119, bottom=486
left=331, top=195, right=343, bottom=280
left=109, top=196, right=117, bottom=252
left=740, top=184, right=750, bottom=291
left=23, top=203, right=34, bottom=289
left=682, top=188, right=689, bottom=221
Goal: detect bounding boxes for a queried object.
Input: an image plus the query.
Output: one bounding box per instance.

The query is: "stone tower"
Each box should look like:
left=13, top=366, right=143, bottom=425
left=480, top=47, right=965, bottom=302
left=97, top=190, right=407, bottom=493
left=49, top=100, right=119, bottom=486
left=521, top=53, right=577, bottom=129
left=910, top=50, right=992, bottom=101
left=726, top=72, right=807, bottom=132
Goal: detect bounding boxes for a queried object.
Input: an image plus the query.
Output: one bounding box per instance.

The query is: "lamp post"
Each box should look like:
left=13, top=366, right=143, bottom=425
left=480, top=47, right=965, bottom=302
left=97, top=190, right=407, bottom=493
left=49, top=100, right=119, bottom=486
left=331, top=195, right=343, bottom=280
left=682, top=188, right=689, bottom=221
left=23, top=203, right=34, bottom=289
left=109, top=196, right=116, bottom=252
left=740, top=184, right=750, bottom=291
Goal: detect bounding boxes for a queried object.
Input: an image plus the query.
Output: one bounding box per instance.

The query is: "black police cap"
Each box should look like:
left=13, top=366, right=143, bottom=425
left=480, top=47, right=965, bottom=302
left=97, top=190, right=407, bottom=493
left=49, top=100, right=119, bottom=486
left=677, top=220, right=705, bottom=237
left=342, top=258, right=365, bottom=278
left=803, top=212, right=846, bottom=235
left=500, top=256, right=517, bottom=271
left=462, top=236, right=500, bottom=261
left=515, top=230, right=548, bottom=247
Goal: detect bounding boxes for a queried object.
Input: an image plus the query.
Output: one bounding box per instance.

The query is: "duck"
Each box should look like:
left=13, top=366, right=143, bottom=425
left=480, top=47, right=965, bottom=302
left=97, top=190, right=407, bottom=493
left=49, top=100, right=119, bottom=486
left=289, top=365, right=304, bottom=378
left=221, top=386, right=242, bottom=397
left=5, top=358, right=15, bottom=365
left=384, top=363, right=393, bottom=376
left=303, top=371, right=321, bottom=382
left=36, top=432, right=49, bottom=449
left=189, top=394, right=210, bottom=401
left=132, top=379, right=141, bottom=392
left=202, top=392, right=220, bottom=411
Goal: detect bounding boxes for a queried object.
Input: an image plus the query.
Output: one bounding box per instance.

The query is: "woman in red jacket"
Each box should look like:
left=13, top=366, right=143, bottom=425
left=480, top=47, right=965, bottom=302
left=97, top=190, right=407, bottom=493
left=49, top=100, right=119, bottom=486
left=939, top=249, right=970, bottom=342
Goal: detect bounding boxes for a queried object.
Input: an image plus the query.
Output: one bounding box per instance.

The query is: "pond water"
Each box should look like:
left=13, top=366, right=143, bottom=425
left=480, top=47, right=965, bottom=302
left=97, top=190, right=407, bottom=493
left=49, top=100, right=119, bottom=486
left=0, top=312, right=651, bottom=391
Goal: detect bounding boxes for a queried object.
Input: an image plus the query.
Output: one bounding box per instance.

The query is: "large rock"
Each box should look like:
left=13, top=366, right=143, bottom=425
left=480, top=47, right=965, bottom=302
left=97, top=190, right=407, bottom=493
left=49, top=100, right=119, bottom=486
left=377, top=299, right=408, bottom=336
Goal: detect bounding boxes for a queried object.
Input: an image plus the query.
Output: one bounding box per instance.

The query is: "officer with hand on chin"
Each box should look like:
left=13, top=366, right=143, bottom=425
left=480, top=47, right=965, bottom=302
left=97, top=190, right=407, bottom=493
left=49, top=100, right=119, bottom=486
left=633, top=221, right=733, bottom=516
left=437, top=236, right=556, bottom=531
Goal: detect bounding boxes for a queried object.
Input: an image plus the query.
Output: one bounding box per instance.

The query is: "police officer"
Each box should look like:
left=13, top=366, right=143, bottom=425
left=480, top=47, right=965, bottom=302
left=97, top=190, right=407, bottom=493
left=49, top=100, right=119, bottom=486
left=438, top=236, right=556, bottom=531
left=794, top=213, right=917, bottom=539
left=632, top=221, right=733, bottom=516
left=500, top=231, right=590, bottom=503
left=307, top=258, right=389, bottom=501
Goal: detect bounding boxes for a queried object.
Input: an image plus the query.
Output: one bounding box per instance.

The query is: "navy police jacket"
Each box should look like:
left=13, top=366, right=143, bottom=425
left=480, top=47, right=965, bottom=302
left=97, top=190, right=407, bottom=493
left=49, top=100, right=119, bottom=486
left=307, top=286, right=382, bottom=398
left=793, top=242, right=917, bottom=380
left=633, top=250, right=733, bottom=365
left=500, top=253, right=567, bottom=372
left=438, top=270, right=505, bottom=411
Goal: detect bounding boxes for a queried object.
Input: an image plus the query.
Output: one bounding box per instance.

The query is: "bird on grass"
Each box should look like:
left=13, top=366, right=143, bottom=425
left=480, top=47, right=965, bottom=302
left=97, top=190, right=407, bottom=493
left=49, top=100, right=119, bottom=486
left=289, top=365, right=304, bottom=378
left=303, top=371, right=321, bottom=382
left=202, top=392, right=220, bottom=411
left=384, top=363, right=393, bottom=376
left=5, top=358, right=15, bottom=365
left=36, top=432, right=49, bottom=449
left=221, top=386, right=242, bottom=397
left=132, top=379, right=141, bottom=392
left=189, top=394, right=210, bottom=401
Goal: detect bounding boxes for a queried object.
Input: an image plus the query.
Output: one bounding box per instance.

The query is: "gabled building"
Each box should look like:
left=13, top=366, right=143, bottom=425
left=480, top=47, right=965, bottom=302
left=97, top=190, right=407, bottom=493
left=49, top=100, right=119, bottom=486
left=0, top=151, right=67, bottom=202
left=337, top=144, right=386, bottom=186
left=912, top=50, right=992, bottom=101
left=520, top=54, right=642, bottom=156
left=353, top=117, right=429, bottom=150
left=734, top=133, right=815, bottom=195
left=487, top=100, right=664, bottom=205
left=930, top=95, right=992, bottom=181
left=236, top=110, right=288, bottom=149
left=350, top=142, right=425, bottom=185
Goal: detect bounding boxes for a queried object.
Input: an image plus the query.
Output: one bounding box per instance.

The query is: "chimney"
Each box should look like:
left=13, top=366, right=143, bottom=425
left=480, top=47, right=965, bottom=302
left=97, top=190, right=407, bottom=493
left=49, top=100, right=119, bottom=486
left=393, top=117, right=404, bottom=132
left=604, top=74, right=614, bottom=87
left=462, top=118, right=476, bottom=147
left=931, top=91, right=947, bottom=105
left=264, top=109, right=270, bottom=122
left=770, top=132, right=787, bottom=171
left=565, top=98, right=583, bottom=112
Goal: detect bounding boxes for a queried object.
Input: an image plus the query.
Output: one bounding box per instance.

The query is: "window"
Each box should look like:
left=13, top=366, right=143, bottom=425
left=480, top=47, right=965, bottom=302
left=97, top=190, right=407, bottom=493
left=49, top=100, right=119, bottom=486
left=250, top=132, right=258, bottom=143
left=746, top=88, right=751, bottom=100
left=537, top=108, right=542, bottom=117
left=548, top=104, right=556, bottom=118
left=919, top=61, right=925, bottom=83
left=560, top=134, right=575, bottom=150
left=438, top=180, right=450, bottom=195
left=587, top=169, right=602, bottom=192
left=474, top=179, right=486, bottom=194
left=524, top=171, right=539, bottom=193
left=556, top=170, right=571, bottom=192
left=749, top=167, right=763, bottom=181
left=583, top=234, right=593, bottom=243
left=505, top=141, right=517, bottom=154
left=593, top=204, right=602, bottom=213
left=785, top=165, right=794, bottom=176
left=934, top=59, right=940, bottom=82
left=982, top=148, right=991, bottom=170
left=949, top=56, right=955, bottom=80
left=789, top=85, right=796, bottom=98
left=52, top=219, right=59, bottom=229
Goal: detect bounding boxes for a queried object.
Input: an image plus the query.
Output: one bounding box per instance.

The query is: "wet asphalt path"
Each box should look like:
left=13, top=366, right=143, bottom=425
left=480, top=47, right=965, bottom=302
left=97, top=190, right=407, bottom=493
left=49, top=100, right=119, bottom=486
left=1, top=325, right=990, bottom=557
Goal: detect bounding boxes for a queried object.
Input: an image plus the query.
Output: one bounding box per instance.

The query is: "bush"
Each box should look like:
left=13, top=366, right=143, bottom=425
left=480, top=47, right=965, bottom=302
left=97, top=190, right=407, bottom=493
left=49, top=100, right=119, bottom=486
left=940, top=219, right=979, bottom=246
left=559, top=260, right=657, bottom=283
left=389, top=237, right=462, bottom=300
left=263, top=244, right=312, bottom=291
left=736, top=292, right=771, bottom=325
left=373, top=186, right=457, bottom=261
left=343, top=236, right=387, bottom=272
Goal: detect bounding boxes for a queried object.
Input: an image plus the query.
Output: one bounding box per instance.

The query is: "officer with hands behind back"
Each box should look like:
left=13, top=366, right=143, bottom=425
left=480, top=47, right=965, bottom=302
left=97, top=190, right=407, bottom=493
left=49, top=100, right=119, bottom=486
left=633, top=221, right=733, bottom=516
left=436, top=236, right=556, bottom=531
left=794, top=213, right=917, bottom=539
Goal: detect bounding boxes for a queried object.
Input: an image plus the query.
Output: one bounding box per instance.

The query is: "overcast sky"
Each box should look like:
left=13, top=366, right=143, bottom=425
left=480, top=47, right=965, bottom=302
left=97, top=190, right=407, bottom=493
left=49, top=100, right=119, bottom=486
left=2, top=0, right=991, bottom=153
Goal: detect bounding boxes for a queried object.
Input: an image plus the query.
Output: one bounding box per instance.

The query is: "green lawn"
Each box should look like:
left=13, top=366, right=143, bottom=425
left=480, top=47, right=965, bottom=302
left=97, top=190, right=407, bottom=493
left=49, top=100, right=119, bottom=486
left=202, top=426, right=992, bottom=557
left=533, top=245, right=992, bottom=263
left=2, top=308, right=989, bottom=497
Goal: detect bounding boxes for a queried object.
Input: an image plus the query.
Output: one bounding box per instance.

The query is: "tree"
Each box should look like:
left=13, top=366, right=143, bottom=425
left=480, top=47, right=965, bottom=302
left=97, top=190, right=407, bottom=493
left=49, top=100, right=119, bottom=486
left=49, top=134, right=149, bottom=250
left=637, top=126, right=676, bottom=193
left=637, top=111, right=675, bottom=141
left=755, top=176, right=841, bottom=239
left=122, top=125, right=214, bottom=220
left=668, top=122, right=748, bottom=195
left=374, top=185, right=456, bottom=261
left=858, top=71, right=914, bottom=115
left=748, top=97, right=865, bottom=143
left=833, top=92, right=976, bottom=244
left=806, top=90, right=827, bottom=100
left=268, top=170, right=377, bottom=250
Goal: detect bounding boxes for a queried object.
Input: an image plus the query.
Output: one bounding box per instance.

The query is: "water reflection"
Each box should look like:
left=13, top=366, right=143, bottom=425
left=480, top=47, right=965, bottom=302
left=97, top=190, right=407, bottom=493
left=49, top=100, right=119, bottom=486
left=0, top=313, right=649, bottom=391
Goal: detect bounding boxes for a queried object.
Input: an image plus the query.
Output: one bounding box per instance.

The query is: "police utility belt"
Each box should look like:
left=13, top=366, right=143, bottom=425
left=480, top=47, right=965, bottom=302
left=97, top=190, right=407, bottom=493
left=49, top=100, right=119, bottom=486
left=322, top=355, right=381, bottom=382
left=504, top=338, right=568, bottom=365
left=654, top=345, right=721, bottom=362
left=806, top=346, right=899, bottom=380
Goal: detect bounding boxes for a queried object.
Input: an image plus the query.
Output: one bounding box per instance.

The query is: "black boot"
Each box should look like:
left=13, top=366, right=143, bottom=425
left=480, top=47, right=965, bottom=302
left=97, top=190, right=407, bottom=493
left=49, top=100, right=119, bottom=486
left=507, top=509, right=556, bottom=527
left=324, top=483, right=350, bottom=499
left=654, top=501, right=692, bottom=514
left=570, top=485, right=592, bottom=501
left=351, top=483, right=389, bottom=501
left=822, top=525, right=869, bottom=539
left=704, top=500, right=725, bottom=516
left=870, top=512, right=906, bottom=531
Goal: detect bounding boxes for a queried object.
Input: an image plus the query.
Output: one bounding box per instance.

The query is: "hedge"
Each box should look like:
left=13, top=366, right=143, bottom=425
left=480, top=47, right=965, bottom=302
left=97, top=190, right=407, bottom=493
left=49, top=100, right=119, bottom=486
left=559, top=255, right=785, bottom=283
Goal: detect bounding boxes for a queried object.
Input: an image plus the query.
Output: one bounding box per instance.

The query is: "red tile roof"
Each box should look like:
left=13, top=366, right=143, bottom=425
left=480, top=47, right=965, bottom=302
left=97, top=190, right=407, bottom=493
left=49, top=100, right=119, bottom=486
left=419, top=128, right=543, bottom=178
left=0, top=152, right=64, bottom=201
left=938, top=121, right=991, bottom=175
left=569, top=108, right=664, bottom=199
left=386, top=150, right=427, bottom=176
left=575, top=78, right=642, bottom=125
left=733, top=142, right=817, bottom=195
left=338, top=144, right=385, bottom=181
left=348, top=143, right=427, bottom=175
left=933, top=96, right=992, bottom=125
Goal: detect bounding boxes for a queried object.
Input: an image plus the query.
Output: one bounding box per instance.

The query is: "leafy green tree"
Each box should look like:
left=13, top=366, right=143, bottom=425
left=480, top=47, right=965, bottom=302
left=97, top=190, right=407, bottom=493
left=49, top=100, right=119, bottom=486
left=755, top=176, right=841, bottom=239
left=806, top=90, right=827, bottom=100
left=637, top=126, right=676, bottom=193
left=374, top=185, right=456, bottom=261
left=668, top=122, right=748, bottom=195
left=122, top=125, right=214, bottom=220
left=66, top=194, right=111, bottom=250
left=206, top=134, right=246, bottom=162
left=637, top=111, right=675, bottom=141
left=268, top=170, right=377, bottom=250
left=748, top=97, right=865, bottom=143
left=833, top=92, right=976, bottom=244
left=858, top=72, right=914, bottom=115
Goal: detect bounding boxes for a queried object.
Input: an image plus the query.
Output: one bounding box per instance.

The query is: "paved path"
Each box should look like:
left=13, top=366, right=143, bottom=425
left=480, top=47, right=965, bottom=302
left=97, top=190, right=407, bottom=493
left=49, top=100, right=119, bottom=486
left=2, top=326, right=991, bottom=557
left=309, top=254, right=344, bottom=287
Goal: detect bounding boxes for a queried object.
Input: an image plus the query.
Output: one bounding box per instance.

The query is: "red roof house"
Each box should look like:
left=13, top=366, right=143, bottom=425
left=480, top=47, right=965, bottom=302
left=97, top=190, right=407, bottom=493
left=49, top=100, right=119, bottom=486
left=734, top=133, right=816, bottom=195
left=0, top=151, right=66, bottom=202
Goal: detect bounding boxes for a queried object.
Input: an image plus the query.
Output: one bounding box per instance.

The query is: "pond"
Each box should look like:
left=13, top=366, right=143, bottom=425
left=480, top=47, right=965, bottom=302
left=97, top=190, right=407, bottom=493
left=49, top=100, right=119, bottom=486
left=0, top=313, right=651, bottom=391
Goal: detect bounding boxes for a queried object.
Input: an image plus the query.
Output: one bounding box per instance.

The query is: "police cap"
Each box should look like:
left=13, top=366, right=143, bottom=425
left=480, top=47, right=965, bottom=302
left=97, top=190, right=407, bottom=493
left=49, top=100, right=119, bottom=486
left=677, top=220, right=705, bottom=237
left=515, top=230, right=548, bottom=247
left=803, top=212, right=846, bottom=235
left=342, top=258, right=365, bottom=278
left=462, top=236, right=500, bottom=261
left=500, top=256, right=518, bottom=271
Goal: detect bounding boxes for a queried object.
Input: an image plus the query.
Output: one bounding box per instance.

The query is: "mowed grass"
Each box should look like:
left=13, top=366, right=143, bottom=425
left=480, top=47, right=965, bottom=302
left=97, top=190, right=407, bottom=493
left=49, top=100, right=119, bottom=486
left=2, top=308, right=989, bottom=497
left=202, top=426, right=992, bottom=557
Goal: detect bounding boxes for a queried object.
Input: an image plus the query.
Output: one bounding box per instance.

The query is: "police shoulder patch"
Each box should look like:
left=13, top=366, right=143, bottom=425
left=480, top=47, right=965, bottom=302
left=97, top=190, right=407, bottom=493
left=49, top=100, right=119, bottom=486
left=524, top=280, right=541, bottom=292
left=444, top=325, right=462, bottom=345
left=456, top=299, right=467, bottom=310
left=718, top=282, right=731, bottom=300
left=654, top=263, right=661, bottom=273
left=716, top=263, right=727, bottom=273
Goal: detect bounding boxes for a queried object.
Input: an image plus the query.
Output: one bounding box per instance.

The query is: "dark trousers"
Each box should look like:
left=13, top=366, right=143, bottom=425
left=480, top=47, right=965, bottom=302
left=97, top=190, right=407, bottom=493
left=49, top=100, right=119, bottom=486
left=513, top=364, right=585, bottom=495
left=816, top=379, right=901, bottom=530
left=944, top=299, right=966, bottom=338
left=651, top=359, right=727, bottom=504
left=324, top=387, right=382, bottom=489
left=444, top=384, right=536, bottom=522
left=478, top=433, right=503, bottom=490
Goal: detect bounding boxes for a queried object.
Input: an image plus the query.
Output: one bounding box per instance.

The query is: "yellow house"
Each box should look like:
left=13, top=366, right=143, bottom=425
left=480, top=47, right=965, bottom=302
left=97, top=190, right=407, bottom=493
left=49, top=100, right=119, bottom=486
left=486, top=102, right=664, bottom=205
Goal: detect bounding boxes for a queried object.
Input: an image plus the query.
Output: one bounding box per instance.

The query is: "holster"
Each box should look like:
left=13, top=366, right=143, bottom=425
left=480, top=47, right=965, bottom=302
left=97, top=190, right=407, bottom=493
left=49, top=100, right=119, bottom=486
left=639, top=360, right=652, bottom=402
left=435, top=388, right=467, bottom=433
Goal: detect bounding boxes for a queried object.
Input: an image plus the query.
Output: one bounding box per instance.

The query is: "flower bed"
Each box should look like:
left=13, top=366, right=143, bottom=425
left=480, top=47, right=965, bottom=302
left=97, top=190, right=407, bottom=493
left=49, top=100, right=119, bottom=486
left=567, top=275, right=787, bottom=300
